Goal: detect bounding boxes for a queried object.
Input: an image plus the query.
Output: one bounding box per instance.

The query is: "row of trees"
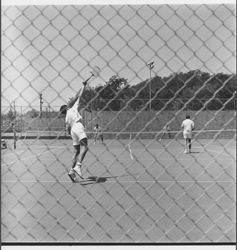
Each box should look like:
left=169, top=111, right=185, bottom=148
left=81, top=71, right=236, bottom=111
left=3, top=71, right=237, bottom=122
left=2, top=70, right=235, bottom=133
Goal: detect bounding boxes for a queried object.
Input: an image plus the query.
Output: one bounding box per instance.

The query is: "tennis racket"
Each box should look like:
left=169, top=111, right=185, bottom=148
left=83, top=66, right=101, bottom=86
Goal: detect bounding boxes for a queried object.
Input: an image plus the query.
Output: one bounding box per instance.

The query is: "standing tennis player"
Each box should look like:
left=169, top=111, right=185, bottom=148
left=181, top=115, right=195, bottom=154
left=93, top=124, right=104, bottom=144
left=60, top=82, right=88, bottom=182
left=159, top=124, right=171, bottom=141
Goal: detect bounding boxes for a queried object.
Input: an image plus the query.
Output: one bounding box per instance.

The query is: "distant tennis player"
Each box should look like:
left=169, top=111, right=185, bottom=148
left=94, top=124, right=104, bottom=144
left=181, top=114, right=195, bottom=154
left=159, top=124, right=171, bottom=141
left=60, top=81, right=88, bottom=182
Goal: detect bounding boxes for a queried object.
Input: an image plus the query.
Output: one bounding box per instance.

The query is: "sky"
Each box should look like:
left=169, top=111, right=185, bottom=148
left=1, top=0, right=236, bottom=112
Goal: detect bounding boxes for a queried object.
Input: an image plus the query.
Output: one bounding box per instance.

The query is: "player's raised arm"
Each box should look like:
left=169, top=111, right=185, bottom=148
left=67, top=84, right=86, bottom=110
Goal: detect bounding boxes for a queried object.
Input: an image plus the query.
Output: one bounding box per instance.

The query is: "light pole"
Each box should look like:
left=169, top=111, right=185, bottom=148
left=39, top=93, right=43, bottom=118
left=12, top=101, right=17, bottom=149
left=147, top=61, right=154, bottom=110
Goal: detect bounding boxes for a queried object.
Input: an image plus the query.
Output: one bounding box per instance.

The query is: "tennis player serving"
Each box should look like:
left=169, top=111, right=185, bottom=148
left=60, top=82, right=89, bottom=182
left=60, top=66, right=100, bottom=182
left=181, top=114, right=195, bottom=154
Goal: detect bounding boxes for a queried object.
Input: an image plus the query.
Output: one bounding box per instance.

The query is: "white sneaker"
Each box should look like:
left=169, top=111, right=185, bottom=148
left=68, top=169, right=77, bottom=182
left=184, top=149, right=188, bottom=154
left=74, top=164, right=84, bottom=179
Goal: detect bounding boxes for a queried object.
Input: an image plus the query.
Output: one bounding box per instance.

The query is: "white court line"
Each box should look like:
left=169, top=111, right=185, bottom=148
left=127, top=134, right=134, bottom=160
left=128, top=144, right=134, bottom=160
left=17, top=145, right=67, bottom=150
left=2, top=179, right=236, bottom=184
left=2, top=146, right=234, bottom=167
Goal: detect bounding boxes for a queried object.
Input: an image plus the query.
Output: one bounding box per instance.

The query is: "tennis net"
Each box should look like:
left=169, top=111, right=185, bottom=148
left=1, top=128, right=235, bottom=141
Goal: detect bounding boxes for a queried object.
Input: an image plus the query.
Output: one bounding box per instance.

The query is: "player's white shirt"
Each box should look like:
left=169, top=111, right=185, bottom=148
left=163, top=125, right=170, bottom=132
left=94, top=126, right=101, bottom=133
left=181, top=119, right=194, bottom=132
left=65, top=99, right=83, bottom=128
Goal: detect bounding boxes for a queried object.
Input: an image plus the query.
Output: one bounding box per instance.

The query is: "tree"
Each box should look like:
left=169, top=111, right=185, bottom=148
left=88, top=72, right=236, bottom=111
left=26, top=108, right=39, bottom=118
left=95, top=75, right=129, bottom=110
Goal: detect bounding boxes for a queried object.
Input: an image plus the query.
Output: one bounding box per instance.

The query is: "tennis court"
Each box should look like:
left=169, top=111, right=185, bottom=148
left=1, top=135, right=236, bottom=243
left=2, top=2, right=236, bottom=245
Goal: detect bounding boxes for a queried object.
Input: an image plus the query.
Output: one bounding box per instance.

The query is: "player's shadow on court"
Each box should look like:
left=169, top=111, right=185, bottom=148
left=79, top=176, right=109, bottom=185
left=88, top=176, right=106, bottom=183
left=79, top=173, right=138, bottom=186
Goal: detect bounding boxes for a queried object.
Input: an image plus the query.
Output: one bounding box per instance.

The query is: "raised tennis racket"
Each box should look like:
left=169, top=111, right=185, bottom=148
left=83, top=66, right=101, bottom=86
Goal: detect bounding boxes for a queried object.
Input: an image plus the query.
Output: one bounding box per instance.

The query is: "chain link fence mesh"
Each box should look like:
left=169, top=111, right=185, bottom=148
left=1, top=4, right=236, bottom=243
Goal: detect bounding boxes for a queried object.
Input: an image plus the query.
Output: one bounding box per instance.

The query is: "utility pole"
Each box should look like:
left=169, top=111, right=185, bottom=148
left=12, top=101, right=16, bottom=122
left=147, top=61, right=154, bottom=110
left=39, top=93, right=43, bottom=118
left=12, top=101, right=16, bottom=149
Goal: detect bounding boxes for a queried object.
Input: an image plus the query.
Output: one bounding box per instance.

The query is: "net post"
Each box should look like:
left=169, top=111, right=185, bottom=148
left=13, top=122, right=17, bottom=149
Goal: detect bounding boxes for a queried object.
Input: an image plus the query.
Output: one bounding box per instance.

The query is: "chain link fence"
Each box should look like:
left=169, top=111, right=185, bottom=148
left=1, top=4, right=236, bottom=243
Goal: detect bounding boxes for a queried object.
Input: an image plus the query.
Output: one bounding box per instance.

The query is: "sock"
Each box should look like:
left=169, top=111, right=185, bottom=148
left=74, top=162, right=82, bottom=176
left=69, top=168, right=74, bottom=174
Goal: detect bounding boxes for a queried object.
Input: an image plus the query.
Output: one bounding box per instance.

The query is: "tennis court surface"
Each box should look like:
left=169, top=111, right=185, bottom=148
left=1, top=136, right=236, bottom=243
left=2, top=2, right=236, bottom=244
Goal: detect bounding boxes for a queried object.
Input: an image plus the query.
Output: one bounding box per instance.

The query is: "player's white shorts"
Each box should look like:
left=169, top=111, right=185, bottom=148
left=94, top=132, right=102, bottom=137
left=183, top=131, right=192, bottom=139
left=71, top=122, right=87, bottom=145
